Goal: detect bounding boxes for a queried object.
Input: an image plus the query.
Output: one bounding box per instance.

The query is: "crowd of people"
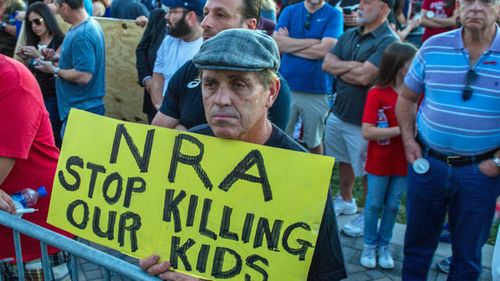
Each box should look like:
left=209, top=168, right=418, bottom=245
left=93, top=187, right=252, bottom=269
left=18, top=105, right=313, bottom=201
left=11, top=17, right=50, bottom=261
left=0, top=0, right=499, bottom=280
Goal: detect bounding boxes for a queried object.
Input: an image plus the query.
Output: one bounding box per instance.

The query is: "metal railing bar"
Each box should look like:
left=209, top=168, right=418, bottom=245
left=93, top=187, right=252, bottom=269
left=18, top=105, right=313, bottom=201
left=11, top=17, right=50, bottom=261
left=40, top=241, right=52, bottom=281
left=0, top=212, right=159, bottom=281
left=104, top=269, right=111, bottom=281
left=13, top=230, right=25, bottom=281
left=70, top=254, right=78, bottom=281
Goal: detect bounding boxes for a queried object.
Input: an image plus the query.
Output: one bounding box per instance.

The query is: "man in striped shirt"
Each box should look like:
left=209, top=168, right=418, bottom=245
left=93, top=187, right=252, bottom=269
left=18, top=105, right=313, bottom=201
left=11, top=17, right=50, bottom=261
left=396, top=0, right=500, bottom=278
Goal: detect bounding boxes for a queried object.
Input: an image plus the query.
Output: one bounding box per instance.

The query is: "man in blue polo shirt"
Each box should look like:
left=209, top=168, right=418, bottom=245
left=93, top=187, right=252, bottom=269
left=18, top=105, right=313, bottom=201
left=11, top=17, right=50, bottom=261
left=396, top=0, right=500, bottom=278
left=273, top=0, right=343, bottom=155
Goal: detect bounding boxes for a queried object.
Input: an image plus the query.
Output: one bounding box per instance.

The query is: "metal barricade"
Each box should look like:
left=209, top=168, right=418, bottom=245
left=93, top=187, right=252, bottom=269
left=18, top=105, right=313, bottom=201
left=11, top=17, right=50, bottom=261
left=0, top=212, right=160, bottom=281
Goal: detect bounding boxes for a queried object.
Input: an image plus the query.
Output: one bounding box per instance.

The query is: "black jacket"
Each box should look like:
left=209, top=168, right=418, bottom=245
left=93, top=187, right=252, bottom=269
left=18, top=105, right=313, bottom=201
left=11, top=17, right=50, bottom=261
left=135, top=8, right=166, bottom=120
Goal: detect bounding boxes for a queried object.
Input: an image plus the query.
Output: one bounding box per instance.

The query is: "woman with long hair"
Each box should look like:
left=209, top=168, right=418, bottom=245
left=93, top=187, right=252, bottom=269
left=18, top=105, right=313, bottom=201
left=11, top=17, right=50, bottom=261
left=17, top=2, right=64, bottom=147
left=0, top=0, right=25, bottom=56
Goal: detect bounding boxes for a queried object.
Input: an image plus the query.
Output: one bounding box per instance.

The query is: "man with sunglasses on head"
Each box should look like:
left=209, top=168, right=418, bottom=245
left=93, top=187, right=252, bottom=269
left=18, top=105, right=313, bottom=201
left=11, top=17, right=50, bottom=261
left=273, top=0, right=342, bottom=155
left=396, top=0, right=500, bottom=278
left=147, top=0, right=205, bottom=117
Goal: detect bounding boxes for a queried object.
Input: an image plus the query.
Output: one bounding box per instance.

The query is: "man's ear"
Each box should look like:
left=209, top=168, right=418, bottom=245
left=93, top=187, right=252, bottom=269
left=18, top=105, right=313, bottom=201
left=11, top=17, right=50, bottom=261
left=186, top=11, right=197, bottom=25
left=242, top=18, right=258, bottom=30
left=266, top=77, right=280, bottom=108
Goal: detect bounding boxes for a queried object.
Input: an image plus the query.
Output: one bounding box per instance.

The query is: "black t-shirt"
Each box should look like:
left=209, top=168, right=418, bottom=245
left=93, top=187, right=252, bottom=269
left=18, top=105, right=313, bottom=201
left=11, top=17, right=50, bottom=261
left=29, top=35, right=64, bottom=98
left=189, top=124, right=347, bottom=281
left=159, top=60, right=291, bottom=130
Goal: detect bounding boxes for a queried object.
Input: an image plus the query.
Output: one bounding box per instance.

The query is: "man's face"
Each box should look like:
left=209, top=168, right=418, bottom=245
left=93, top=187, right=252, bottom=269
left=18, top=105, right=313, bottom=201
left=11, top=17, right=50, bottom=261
left=200, top=0, right=245, bottom=40
left=55, top=2, right=69, bottom=23
left=201, top=70, right=273, bottom=140
left=357, top=0, right=385, bottom=25
left=165, top=8, right=191, bottom=38
left=459, top=0, right=499, bottom=31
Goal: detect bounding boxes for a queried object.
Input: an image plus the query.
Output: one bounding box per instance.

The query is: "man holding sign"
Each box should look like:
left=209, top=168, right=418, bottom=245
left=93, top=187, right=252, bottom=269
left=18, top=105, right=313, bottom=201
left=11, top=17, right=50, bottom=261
left=139, top=29, right=347, bottom=281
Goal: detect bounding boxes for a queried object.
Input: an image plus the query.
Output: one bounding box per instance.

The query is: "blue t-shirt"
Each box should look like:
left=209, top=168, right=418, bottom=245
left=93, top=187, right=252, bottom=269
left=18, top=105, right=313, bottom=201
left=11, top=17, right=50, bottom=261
left=276, top=3, right=343, bottom=94
left=56, top=17, right=105, bottom=121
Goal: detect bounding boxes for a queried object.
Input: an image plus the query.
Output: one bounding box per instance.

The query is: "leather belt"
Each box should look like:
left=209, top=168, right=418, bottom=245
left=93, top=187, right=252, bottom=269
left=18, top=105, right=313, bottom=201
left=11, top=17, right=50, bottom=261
left=417, top=139, right=494, bottom=167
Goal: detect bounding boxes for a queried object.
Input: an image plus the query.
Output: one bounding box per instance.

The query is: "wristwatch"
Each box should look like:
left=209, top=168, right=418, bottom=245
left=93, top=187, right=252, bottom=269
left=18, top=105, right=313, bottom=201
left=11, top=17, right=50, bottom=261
left=53, top=66, right=60, bottom=77
left=493, top=155, right=500, bottom=168
left=0, top=22, right=6, bottom=31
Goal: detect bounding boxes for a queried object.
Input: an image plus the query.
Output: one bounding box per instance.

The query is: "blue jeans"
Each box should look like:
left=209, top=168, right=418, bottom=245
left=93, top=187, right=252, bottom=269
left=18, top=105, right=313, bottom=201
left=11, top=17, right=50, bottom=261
left=61, top=105, right=105, bottom=139
left=403, top=155, right=500, bottom=281
left=44, top=96, right=62, bottom=148
left=364, top=174, right=406, bottom=246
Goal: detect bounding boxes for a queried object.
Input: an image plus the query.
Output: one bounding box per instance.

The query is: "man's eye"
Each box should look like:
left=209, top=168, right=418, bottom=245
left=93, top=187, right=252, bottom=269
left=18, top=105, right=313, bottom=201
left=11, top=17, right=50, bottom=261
left=233, top=82, right=246, bottom=89
left=204, top=82, right=216, bottom=88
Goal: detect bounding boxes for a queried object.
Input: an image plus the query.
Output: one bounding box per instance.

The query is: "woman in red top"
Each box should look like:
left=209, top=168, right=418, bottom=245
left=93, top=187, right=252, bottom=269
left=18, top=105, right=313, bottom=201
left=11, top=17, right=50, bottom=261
left=359, top=42, right=417, bottom=270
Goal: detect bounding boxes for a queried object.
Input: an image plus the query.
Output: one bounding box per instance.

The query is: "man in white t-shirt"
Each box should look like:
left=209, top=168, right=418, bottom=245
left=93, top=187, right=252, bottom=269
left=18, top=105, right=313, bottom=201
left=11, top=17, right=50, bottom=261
left=146, top=0, right=205, bottom=111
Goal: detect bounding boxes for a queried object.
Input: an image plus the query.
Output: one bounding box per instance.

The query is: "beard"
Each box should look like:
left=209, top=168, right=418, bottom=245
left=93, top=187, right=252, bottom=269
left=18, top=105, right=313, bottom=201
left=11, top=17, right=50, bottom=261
left=169, top=16, right=191, bottom=38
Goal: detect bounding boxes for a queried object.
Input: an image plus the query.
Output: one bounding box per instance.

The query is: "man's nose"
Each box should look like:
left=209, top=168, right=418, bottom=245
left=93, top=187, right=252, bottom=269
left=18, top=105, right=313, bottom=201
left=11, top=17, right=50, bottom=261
left=200, top=14, right=212, bottom=29
left=213, top=87, right=232, bottom=106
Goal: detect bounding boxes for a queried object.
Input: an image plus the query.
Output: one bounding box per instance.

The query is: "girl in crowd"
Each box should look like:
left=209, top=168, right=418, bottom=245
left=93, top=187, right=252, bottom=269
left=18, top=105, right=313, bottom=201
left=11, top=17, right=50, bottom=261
left=0, top=0, right=25, bottom=56
left=17, top=2, right=64, bottom=147
left=359, top=42, right=417, bottom=269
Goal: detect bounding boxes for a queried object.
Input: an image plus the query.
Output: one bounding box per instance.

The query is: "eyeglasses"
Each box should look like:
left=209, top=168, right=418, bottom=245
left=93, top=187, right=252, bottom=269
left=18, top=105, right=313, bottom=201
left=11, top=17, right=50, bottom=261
left=462, top=69, right=477, bottom=101
left=29, top=18, right=44, bottom=26
left=304, top=13, right=312, bottom=30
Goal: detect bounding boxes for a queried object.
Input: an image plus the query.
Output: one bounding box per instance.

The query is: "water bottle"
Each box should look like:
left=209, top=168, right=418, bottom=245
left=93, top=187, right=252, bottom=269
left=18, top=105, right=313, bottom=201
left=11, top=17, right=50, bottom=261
left=376, top=109, right=390, bottom=146
left=11, top=186, right=48, bottom=209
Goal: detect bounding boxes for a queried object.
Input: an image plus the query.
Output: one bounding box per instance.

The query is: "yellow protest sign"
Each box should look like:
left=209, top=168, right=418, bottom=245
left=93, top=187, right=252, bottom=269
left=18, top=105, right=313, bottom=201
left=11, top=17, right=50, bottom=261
left=48, top=109, right=335, bottom=281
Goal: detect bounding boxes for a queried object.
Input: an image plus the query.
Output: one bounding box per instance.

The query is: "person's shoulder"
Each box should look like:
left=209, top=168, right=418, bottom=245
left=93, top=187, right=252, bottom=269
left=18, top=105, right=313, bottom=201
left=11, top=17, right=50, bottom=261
left=174, top=60, right=198, bottom=81
left=188, top=124, right=214, bottom=136
left=284, top=2, right=304, bottom=12
left=0, top=56, right=21, bottom=93
left=0, top=55, right=41, bottom=101
left=267, top=125, right=308, bottom=152
left=150, top=8, right=166, bottom=20
left=377, top=23, right=399, bottom=40
left=423, top=29, right=459, bottom=48
left=323, top=2, right=341, bottom=14
left=369, top=85, right=394, bottom=96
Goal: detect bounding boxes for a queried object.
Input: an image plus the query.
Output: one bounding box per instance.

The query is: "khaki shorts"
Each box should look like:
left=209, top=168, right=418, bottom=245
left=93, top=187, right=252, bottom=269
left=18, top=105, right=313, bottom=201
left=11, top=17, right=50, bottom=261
left=285, top=91, right=330, bottom=148
left=324, top=113, right=367, bottom=177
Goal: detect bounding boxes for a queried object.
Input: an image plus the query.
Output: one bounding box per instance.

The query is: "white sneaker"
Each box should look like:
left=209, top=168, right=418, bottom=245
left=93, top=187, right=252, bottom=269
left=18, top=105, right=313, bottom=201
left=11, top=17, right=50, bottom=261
left=360, top=245, right=377, bottom=269
left=378, top=245, right=395, bottom=269
left=341, top=213, right=364, bottom=237
left=333, top=196, right=357, bottom=216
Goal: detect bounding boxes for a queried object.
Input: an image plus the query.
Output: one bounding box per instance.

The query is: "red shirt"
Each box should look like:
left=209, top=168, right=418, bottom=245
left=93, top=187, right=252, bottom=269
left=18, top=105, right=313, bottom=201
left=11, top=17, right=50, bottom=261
left=362, top=86, right=408, bottom=176
left=0, top=55, right=73, bottom=262
left=421, top=0, right=456, bottom=43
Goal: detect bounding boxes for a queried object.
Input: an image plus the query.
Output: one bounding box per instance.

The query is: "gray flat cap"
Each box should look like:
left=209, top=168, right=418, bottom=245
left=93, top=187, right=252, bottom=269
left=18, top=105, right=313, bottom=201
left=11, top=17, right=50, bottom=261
left=193, top=28, right=280, bottom=72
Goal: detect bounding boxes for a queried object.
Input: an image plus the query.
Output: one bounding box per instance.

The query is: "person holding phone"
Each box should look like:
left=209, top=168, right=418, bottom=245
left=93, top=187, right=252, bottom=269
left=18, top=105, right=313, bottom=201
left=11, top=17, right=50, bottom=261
left=17, top=2, right=64, bottom=147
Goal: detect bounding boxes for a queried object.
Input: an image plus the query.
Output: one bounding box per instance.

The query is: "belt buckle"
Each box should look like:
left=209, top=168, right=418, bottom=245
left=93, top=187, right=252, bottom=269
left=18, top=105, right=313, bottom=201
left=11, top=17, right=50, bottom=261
left=446, top=155, right=460, bottom=166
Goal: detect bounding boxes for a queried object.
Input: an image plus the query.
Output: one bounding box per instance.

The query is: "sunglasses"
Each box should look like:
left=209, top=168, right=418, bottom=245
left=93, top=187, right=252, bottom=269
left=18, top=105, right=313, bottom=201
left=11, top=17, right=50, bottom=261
left=29, top=18, right=44, bottom=26
left=462, top=69, right=477, bottom=101
left=304, top=13, right=312, bottom=30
